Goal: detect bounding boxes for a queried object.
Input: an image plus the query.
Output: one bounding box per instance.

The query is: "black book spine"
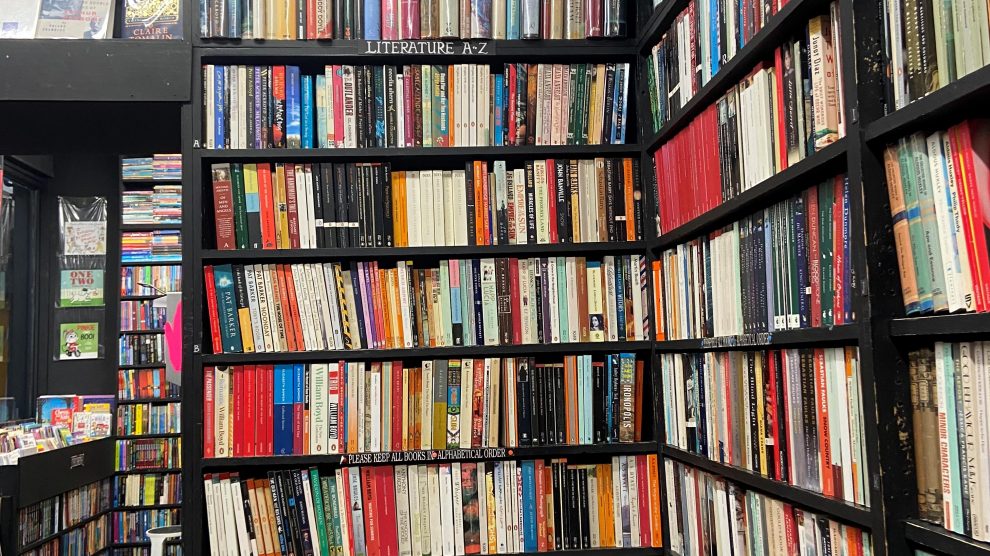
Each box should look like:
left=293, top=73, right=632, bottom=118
left=382, top=163, right=393, bottom=247
left=332, top=164, right=347, bottom=247
left=540, top=258, right=552, bottom=342
left=363, top=165, right=376, bottom=247
left=353, top=0, right=363, bottom=38
left=697, top=357, right=708, bottom=458
left=373, top=67, right=386, bottom=148
left=533, top=261, right=544, bottom=344
left=527, top=357, right=539, bottom=445
left=355, top=68, right=367, bottom=148
left=373, top=164, right=386, bottom=247
left=296, top=0, right=306, bottom=38
left=465, top=162, right=477, bottom=246
left=525, top=161, right=537, bottom=243
left=554, top=363, right=566, bottom=445
left=385, top=65, right=398, bottom=147
left=354, top=165, right=367, bottom=248
left=334, top=0, right=345, bottom=37
left=311, top=164, right=325, bottom=249
left=593, top=360, right=605, bottom=443
left=566, top=466, right=579, bottom=549
left=601, top=64, right=616, bottom=144
left=554, top=159, right=569, bottom=242
left=472, top=260, right=484, bottom=345
left=551, top=461, right=564, bottom=551
left=280, top=471, right=303, bottom=556
left=517, top=359, right=532, bottom=446
left=496, top=258, right=511, bottom=345
left=319, top=164, right=335, bottom=249
left=578, top=468, right=590, bottom=549
left=292, top=471, right=315, bottom=556
left=755, top=211, right=768, bottom=333
left=268, top=472, right=290, bottom=555
left=612, top=159, right=625, bottom=242
left=534, top=363, right=547, bottom=445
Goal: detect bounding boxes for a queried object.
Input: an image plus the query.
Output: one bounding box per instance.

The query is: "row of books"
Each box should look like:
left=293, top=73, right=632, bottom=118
left=882, top=0, right=990, bottom=111
left=201, top=0, right=629, bottom=39
left=117, top=368, right=181, bottom=401
left=909, top=343, right=990, bottom=541
left=110, top=545, right=182, bottom=556
left=651, top=13, right=845, bottom=233
left=205, top=456, right=661, bottom=556
left=882, top=120, right=990, bottom=315
left=662, top=347, right=870, bottom=507
left=115, top=438, right=182, bottom=472
left=120, top=265, right=182, bottom=297
left=112, top=509, right=181, bottom=543
left=665, top=460, right=872, bottom=555
left=654, top=177, right=853, bottom=340
left=203, top=355, right=643, bottom=458
left=205, top=256, right=651, bottom=354
left=114, top=473, right=182, bottom=508
left=122, top=154, right=183, bottom=182
left=19, top=478, right=112, bottom=548
left=122, top=230, right=183, bottom=263
left=211, top=158, right=642, bottom=251
left=204, top=62, right=630, bottom=151
left=116, top=402, right=181, bottom=436
left=21, top=514, right=110, bottom=556
left=119, top=334, right=164, bottom=366
left=122, top=185, right=182, bottom=225
left=120, top=301, right=166, bottom=331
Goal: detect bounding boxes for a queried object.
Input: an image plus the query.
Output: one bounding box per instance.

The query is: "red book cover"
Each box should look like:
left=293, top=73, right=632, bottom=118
left=474, top=161, right=485, bottom=244
left=401, top=0, right=420, bottom=38
left=212, top=165, right=237, bottom=250
left=257, top=164, right=278, bottom=249
left=244, top=364, right=257, bottom=457
left=814, top=349, right=834, bottom=496
left=273, top=66, right=287, bottom=147
left=774, top=47, right=789, bottom=171
left=280, top=265, right=307, bottom=351
left=274, top=266, right=299, bottom=352
left=633, top=360, right=644, bottom=441
left=285, top=165, right=301, bottom=249
left=585, top=0, right=601, bottom=36
left=306, top=0, right=317, bottom=37
left=377, top=466, right=399, bottom=555
left=391, top=361, right=403, bottom=451
left=204, top=266, right=223, bottom=354
left=637, top=455, right=651, bottom=547
left=807, top=185, right=822, bottom=327
left=232, top=366, right=243, bottom=457
left=962, top=119, right=990, bottom=308
left=508, top=259, right=522, bottom=344
left=361, top=467, right=381, bottom=556
left=471, top=359, right=485, bottom=448
left=547, top=159, right=558, bottom=244
left=382, top=0, right=397, bottom=39
left=535, top=459, right=547, bottom=551
left=951, top=123, right=989, bottom=311
left=767, top=352, right=780, bottom=481
left=481, top=162, right=492, bottom=244
left=204, top=366, right=216, bottom=458
left=832, top=177, right=844, bottom=324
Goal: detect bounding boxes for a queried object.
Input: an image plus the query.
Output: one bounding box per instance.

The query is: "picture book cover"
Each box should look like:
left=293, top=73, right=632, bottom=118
left=59, top=269, right=104, bottom=307
left=122, top=0, right=182, bottom=39
left=59, top=322, right=99, bottom=359
left=35, top=0, right=115, bottom=39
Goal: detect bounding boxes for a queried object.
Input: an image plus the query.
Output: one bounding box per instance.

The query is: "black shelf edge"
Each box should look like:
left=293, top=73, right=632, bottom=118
left=196, top=39, right=637, bottom=62
left=121, top=223, right=183, bottom=231
left=864, top=64, right=990, bottom=144
left=201, top=340, right=653, bottom=364
left=637, top=0, right=691, bottom=52
left=115, top=468, right=182, bottom=475
left=17, top=510, right=110, bottom=554
left=116, top=397, right=182, bottom=405
left=651, top=138, right=848, bottom=251
left=119, top=329, right=165, bottom=335
left=121, top=260, right=182, bottom=267
left=195, top=143, right=642, bottom=161
left=202, top=442, right=658, bottom=470
left=0, top=40, right=190, bottom=102
left=654, top=324, right=860, bottom=352
left=903, top=519, right=990, bottom=555
left=118, top=363, right=166, bottom=370
left=120, top=294, right=166, bottom=301
left=889, top=313, right=990, bottom=338
left=662, top=446, right=874, bottom=529
left=112, top=539, right=181, bottom=548
left=115, top=503, right=182, bottom=511
left=644, top=0, right=834, bottom=152
left=117, top=433, right=181, bottom=440
left=202, top=241, right=647, bottom=262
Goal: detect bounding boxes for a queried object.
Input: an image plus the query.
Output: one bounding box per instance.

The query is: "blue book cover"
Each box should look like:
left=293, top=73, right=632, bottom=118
left=212, top=264, right=242, bottom=353
left=364, top=0, right=381, bottom=39
left=616, top=64, right=628, bottom=144
left=494, top=74, right=504, bottom=146
left=506, top=0, right=520, bottom=39
left=274, top=365, right=294, bottom=455
left=521, top=461, right=537, bottom=551
left=450, top=260, right=463, bottom=345
left=301, top=75, right=314, bottom=149
left=214, top=65, right=226, bottom=149
left=316, top=74, right=328, bottom=148
left=286, top=66, right=302, bottom=149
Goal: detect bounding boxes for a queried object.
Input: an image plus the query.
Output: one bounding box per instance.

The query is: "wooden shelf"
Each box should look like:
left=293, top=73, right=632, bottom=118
left=903, top=520, right=990, bottom=556
left=663, top=446, right=874, bottom=529
left=654, top=324, right=860, bottom=352
left=202, top=340, right=653, bottom=365
left=650, top=139, right=848, bottom=251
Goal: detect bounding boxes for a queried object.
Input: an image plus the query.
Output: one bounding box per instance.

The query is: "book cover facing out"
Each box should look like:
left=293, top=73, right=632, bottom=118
left=122, top=0, right=183, bottom=39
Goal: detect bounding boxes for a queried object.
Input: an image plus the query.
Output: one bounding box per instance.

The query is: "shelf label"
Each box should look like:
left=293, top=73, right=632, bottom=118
left=70, top=453, right=86, bottom=469
left=700, top=333, right=772, bottom=349
left=342, top=447, right=509, bottom=465
left=362, top=40, right=493, bottom=56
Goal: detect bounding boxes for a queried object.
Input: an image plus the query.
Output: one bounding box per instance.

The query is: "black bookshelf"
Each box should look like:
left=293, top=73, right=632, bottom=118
left=653, top=324, right=859, bottom=352
left=889, top=313, right=990, bottom=338
left=904, top=520, right=990, bottom=556
left=194, top=143, right=642, bottom=161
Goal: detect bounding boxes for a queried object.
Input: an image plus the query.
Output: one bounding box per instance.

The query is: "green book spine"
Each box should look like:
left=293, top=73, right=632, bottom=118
left=819, top=183, right=834, bottom=327
left=897, top=140, right=936, bottom=310
left=907, top=135, right=949, bottom=311
left=231, top=163, right=249, bottom=249
left=323, top=475, right=343, bottom=555
left=566, top=65, right=578, bottom=145
left=941, top=342, right=964, bottom=531
left=308, top=469, right=331, bottom=556
left=646, top=57, right=659, bottom=132
left=556, top=257, right=569, bottom=341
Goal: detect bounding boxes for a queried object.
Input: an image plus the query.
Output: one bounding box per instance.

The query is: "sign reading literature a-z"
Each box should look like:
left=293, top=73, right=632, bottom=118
left=363, top=40, right=494, bottom=56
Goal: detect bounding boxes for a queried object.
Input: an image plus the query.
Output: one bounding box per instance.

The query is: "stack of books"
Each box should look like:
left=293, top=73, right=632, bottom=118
left=152, top=154, right=182, bottom=181
left=122, top=157, right=155, bottom=181
left=122, top=231, right=183, bottom=263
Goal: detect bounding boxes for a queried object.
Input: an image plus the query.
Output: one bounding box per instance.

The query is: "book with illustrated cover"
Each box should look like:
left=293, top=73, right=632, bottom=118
left=122, top=0, right=182, bottom=38
left=35, top=0, right=115, bottom=38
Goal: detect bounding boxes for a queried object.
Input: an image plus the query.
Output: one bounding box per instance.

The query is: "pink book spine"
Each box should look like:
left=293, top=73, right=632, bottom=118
left=382, top=0, right=398, bottom=39
left=403, top=71, right=415, bottom=146
left=402, top=0, right=421, bottom=38
left=333, top=66, right=345, bottom=147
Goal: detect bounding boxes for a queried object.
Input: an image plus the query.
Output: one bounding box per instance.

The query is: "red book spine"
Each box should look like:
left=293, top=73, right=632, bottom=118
left=370, top=263, right=386, bottom=348
left=637, top=455, right=651, bottom=547
left=257, top=164, right=277, bottom=249
left=780, top=352, right=793, bottom=483
left=339, top=361, right=348, bottom=453
left=401, top=0, right=420, bottom=38
left=403, top=71, right=415, bottom=146
left=204, top=366, right=216, bottom=458
left=949, top=124, right=985, bottom=311
left=281, top=266, right=307, bottom=350
left=212, top=166, right=237, bottom=250
left=767, top=352, right=780, bottom=481
left=832, top=177, right=844, bottom=324
left=509, top=259, right=523, bottom=344
left=232, top=366, right=243, bottom=457
left=265, top=365, right=275, bottom=455
left=377, top=466, right=399, bottom=555
left=535, top=459, right=547, bottom=551
left=333, top=67, right=345, bottom=146
left=507, top=65, right=518, bottom=147
left=653, top=150, right=665, bottom=232
left=391, top=361, right=403, bottom=452
left=814, top=349, right=834, bottom=496
left=382, top=0, right=397, bottom=39
left=285, top=165, right=301, bottom=249
left=275, top=266, right=299, bottom=352
left=307, top=0, right=318, bottom=37
left=585, top=0, right=601, bottom=36
left=782, top=503, right=798, bottom=551
left=205, top=266, right=224, bottom=354
left=273, top=67, right=287, bottom=147
left=774, top=48, right=789, bottom=171
left=547, top=159, right=558, bottom=244
left=482, top=162, right=492, bottom=244
left=471, top=360, right=485, bottom=448
left=361, top=467, right=381, bottom=555
left=956, top=121, right=990, bottom=310
left=807, top=186, right=822, bottom=327
left=244, top=364, right=257, bottom=457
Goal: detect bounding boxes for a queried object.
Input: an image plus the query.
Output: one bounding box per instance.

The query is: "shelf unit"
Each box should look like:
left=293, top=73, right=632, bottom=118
left=115, top=156, right=184, bottom=551
left=903, top=520, right=990, bottom=556
left=182, top=2, right=659, bottom=552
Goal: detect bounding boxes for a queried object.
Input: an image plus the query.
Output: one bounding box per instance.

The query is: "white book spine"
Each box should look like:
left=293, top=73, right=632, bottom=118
left=567, top=257, right=580, bottom=343
left=422, top=363, right=434, bottom=450
left=215, top=366, right=230, bottom=458
left=407, top=172, right=422, bottom=247
left=421, top=171, right=436, bottom=245
left=611, top=456, right=623, bottom=547
left=439, top=464, right=456, bottom=556
left=477, top=463, right=489, bottom=554
left=289, top=265, right=314, bottom=350
left=244, top=265, right=267, bottom=352
left=460, top=360, right=474, bottom=449
left=419, top=465, right=435, bottom=556
left=323, top=263, right=344, bottom=349
left=203, top=476, right=220, bottom=556
left=493, top=462, right=507, bottom=553
left=398, top=261, right=414, bottom=348
left=487, top=358, right=500, bottom=447
left=453, top=170, right=469, bottom=246
left=452, top=462, right=466, bottom=555
left=396, top=466, right=414, bottom=556
left=627, top=458, right=640, bottom=547
left=975, top=342, right=990, bottom=541
left=258, top=265, right=277, bottom=351
left=533, top=160, right=549, bottom=243
left=942, top=133, right=977, bottom=311
left=310, top=363, right=328, bottom=454
left=926, top=133, right=965, bottom=312
left=433, top=169, right=447, bottom=246
left=548, top=257, right=560, bottom=343
left=408, top=464, right=423, bottom=556
left=604, top=257, right=618, bottom=342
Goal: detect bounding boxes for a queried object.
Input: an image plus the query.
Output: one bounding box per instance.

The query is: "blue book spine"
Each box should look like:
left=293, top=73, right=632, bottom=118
left=710, top=0, right=719, bottom=75
left=227, top=0, right=239, bottom=38
left=450, top=261, right=463, bottom=345
left=214, top=65, right=226, bottom=149
left=794, top=197, right=810, bottom=328
left=605, top=355, right=615, bottom=437
left=521, top=461, right=537, bottom=551
left=365, top=0, right=382, bottom=39
left=286, top=66, right=302, bottom=148
left=213, top=264, right=243, bottom=353
left=616, top=64, right=628, bottom=144
left=301, top=75, right=314, bottom=149
left=942, top=345, right=964, bottom=531
left=316, top=75, right=328, bottom=148
left=294, top=364, right=306, bottom=450
left=507, top=0, right=520, bottom=39
left=494, top=74, right=504, bottom=147
left=274, top=365, right=294, bottom=455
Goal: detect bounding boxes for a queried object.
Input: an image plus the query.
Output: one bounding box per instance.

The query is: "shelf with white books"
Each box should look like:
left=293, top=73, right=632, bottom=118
left=201, top=340, right=654, bottom=364
left=194, top=143, right=643, bottom=161
left=201, top=241, right=648, bottom=262
left=888, top=314, right=990, bottom=338
left=653, top=324, right=859, bottom=352
left=642, top=0, right=836, bottom=152
left=649, top=138, right=847, bottom=252
left=864, top=64, right=990, bottom=145
left=202, top=441, right=659, bottom=470
left=904, top=520, right=990, bottom=556
left=662, top=446, right=874, bottom=530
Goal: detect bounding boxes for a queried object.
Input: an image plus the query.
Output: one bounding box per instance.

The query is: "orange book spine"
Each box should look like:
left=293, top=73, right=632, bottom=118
left=275, top=265, right=299, bottom=352
left=815, top=348, right=834, bottom=496
left=474, top=161, right=485, bottom=245
left=646, top=454, right=663, bottom=547
left=623, top=158, right=635, bottom=241
left=535, top=459, right=548, bottom=552
left=283, top=265, right=307, bottom=351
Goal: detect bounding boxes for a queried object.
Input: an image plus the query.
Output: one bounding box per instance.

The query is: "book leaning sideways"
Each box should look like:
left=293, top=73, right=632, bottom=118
left=0, top=0, right=115, bottom=39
